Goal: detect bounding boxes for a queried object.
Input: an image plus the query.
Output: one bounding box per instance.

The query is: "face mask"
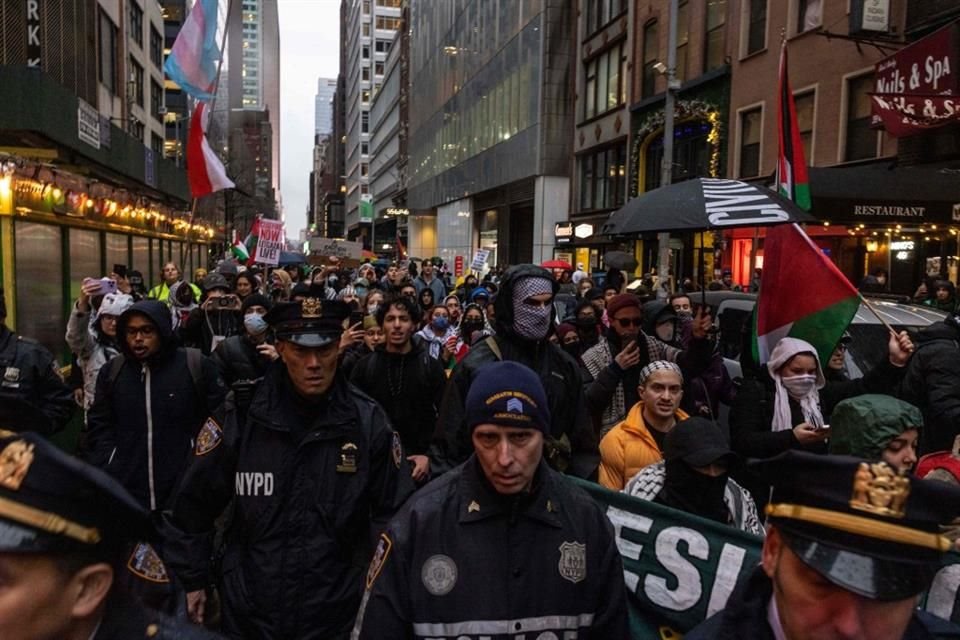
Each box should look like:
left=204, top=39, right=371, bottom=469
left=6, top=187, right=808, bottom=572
left=676, top=310, right=693, bottom=320
left=432, top=316, right=449, bottom=331
left=781, top=373, right=818, bottom=398
left=575, top=316, right=598, bottom=329
left=511, top=277, right=554, bottom=341
left=656, top=321, right=676, bottom=343
left=562, top=341, right=581, bottom=357
left=244, top=313, right=269, bottom=336
left=461, top=320, right=483, bottom=336
left=367, top=303, right=380, bottom=316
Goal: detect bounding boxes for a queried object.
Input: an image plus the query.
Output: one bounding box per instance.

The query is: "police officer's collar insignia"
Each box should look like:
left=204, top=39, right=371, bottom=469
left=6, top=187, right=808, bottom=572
left=391, top=432, right=402, bottom=469
left=0, top=440, right=34, bottom=490
left=421, top=554, right=458, bottom=596
left=366, top=533, right=392, bottom=590
left=468, top=500, right=480, bottom=513
left=337, top=442, right=358, bottom=473
left=127, top=542, right=170, bottom=583
left=850, top=462, right=910, bottom=518
left=3, top=367, right=19, bottom=383
left=558, top=541, right=586, bottom=584
left=301, top=297, right=323, bottom=318
left=195, top=418, right=223, bottom=456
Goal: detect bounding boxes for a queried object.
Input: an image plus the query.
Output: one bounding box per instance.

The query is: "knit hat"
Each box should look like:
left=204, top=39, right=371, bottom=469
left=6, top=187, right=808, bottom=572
left=465, top=362, right=550, bottom=434
left=606, top=293, right=642, bottom=318
left=241, top=293, right=273, bottom=315
left=97, top=293, right=134, bottom=318
left=556, top=322, right=577, bottom=340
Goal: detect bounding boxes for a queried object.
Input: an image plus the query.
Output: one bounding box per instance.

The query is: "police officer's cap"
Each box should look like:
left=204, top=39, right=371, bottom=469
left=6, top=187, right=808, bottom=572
left=265, top=297, right=349, bottom=347
left=753, top=450, right=960, bottom=601
left=0, top=431, right=151, bottom=553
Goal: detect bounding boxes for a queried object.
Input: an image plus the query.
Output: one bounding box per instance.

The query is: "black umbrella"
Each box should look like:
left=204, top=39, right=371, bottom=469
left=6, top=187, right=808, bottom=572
left=601, top=178, right=818, bottom=235
left=603, top=250, right=638, bottom=272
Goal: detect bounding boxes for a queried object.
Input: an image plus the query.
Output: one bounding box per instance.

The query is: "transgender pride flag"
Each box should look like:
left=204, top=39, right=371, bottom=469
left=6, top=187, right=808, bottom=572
left=164, top=0, right=222, bottom=101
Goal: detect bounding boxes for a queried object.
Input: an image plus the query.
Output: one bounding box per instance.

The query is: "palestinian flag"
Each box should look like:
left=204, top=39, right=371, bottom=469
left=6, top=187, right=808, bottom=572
left=241, top=218, right=260, bottom=266
left=754, top=223, right=859, bottom=365
left=776, top=42, right=811, bottom=211
left=231, top=239, right=250, bottom=262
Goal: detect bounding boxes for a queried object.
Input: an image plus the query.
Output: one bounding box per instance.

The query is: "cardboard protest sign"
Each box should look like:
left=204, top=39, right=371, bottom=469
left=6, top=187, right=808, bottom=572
left=253, top=219, right=284, bottom=266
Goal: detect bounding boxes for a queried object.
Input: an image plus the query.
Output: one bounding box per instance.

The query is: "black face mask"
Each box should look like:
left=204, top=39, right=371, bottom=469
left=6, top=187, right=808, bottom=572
left=657, top=459, right=729, bottom=525
left=575, top=316, right=598, bottom=330
left=461, top=320, right=484, bottom=336
left=561, top=341, right=582, bottom=357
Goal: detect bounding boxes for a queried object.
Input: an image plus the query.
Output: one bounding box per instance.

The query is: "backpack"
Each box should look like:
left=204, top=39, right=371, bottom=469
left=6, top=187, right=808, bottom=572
left=106, top=347, right=205, bottom=401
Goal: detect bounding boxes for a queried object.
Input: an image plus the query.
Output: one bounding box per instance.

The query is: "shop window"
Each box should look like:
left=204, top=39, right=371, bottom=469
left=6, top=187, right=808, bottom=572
left=583, top=42, right=625, bottom=119
left=739, top=107, right=762, bottom=177
left=845, top=74, right=877, bottom=161
left=746, top=0, right=767, bottom=55
left=99, top=11, right=119, bottom=94
left=705, top=0, right=727, bottom=71
left=794, top=90, right=815, bottom=162
left=129, top=1, right=143, bottom=48
left=578, top=142, right=626, bottom=212
left=15, top=223, right=64, bottom=358
left=642, top=21, right=658, bottom=99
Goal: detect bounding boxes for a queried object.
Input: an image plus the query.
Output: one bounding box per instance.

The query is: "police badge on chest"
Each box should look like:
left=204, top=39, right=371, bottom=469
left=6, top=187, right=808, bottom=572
left=2, top=367, right=20, bottom=389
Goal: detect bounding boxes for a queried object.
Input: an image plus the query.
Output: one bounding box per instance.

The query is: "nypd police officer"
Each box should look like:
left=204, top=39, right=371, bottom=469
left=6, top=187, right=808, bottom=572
left=0, top=288, right=75, bottom=434
left=162, top=297, right=416, bottom=639
left=353, top=361, right=628, bottom=639
left=0, top=430, right=219, bottom=639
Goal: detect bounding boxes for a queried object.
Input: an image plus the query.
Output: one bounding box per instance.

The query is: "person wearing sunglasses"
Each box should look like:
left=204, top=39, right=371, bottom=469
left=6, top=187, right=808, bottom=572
left=581, top=293, right=713, bottom=437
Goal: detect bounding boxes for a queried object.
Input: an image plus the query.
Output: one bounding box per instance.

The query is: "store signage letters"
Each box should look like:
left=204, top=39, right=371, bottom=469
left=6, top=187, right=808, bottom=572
left=853, top=204, right=926, bottom=218
left=26, top=0, right=41, bottom=67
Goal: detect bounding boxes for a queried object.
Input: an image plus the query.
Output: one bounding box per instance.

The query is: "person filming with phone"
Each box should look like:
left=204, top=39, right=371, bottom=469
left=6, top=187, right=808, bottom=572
left=180, top=273, right=243, bottom=355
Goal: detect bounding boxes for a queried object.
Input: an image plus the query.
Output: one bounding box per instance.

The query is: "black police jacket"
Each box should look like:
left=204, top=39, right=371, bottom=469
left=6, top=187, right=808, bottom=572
left=0, top=325, right=74, bottom=434
left=95, top=589, right=223, bottom=639
left=686, top=565, right=960, bottom=639
left=162, top=363, right=416, bottom=640
left=353, top=456, right=629, bottom=639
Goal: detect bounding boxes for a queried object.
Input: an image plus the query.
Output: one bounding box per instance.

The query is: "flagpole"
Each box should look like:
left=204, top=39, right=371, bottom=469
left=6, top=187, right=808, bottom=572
left=857, top=293, right=898, bottom=336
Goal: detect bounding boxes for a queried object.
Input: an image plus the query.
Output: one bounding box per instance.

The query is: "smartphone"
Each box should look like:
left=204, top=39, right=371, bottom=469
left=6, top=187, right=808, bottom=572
left=98, top=278, right=118, bottom=296
left=350, top=310, right=364, bottom=327
left=113, top=264, right=128, bottom=278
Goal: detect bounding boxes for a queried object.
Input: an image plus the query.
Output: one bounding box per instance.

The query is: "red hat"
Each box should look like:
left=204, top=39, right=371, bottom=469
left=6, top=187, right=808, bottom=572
left=916, top=451, right=960, bottom=484
left=606, top=293, right=642, bottom=319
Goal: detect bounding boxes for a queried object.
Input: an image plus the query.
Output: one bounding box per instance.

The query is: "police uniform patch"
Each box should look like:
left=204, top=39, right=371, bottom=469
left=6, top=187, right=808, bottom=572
left=126, top=542, right=170, bottom=583
left=366, top=533, right=392, bottom=590
left=391, top=431, right=403, bottom=469
left=558, top=541, right=586, bottom=584
left=421, top=554, right=458, bottom=596
left=0, top=440, right=34, bottom=490
left=194, top=418, right=223, bottom=456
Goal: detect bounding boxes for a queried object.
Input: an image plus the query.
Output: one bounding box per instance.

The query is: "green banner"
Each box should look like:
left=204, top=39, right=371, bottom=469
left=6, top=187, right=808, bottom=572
left=570, top=478, right=960, bottom=639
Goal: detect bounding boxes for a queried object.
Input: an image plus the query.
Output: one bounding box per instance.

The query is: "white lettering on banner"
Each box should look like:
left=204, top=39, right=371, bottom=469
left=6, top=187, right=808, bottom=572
left=254, top=220, right=284, bottom=266
left=645, top=527, right=709, bottom=611
left=608, top=506, right=653, bottom=592
left=926, top=564, right=960, bottom=621
left=706, top=544, right=748, bottom=617
left=235, top=472, right=274, bottom=496
left=701, top=179, right=790, bottom=226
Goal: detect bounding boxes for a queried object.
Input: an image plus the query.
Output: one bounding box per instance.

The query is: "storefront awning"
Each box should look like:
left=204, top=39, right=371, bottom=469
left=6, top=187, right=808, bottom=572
left=809, top=162, right=960, bottom=225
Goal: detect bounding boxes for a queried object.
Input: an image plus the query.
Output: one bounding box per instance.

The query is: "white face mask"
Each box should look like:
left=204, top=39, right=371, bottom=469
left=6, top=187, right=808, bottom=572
left=781, top=373, right=818, bottom=398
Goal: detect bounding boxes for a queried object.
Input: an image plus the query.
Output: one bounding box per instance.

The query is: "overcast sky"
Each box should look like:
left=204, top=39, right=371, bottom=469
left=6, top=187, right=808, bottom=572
left=278, top=0, right=340, bottom=235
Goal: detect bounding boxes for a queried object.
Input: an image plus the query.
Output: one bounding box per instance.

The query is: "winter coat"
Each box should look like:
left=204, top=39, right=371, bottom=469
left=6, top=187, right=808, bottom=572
left=94, top=589, right=223, bottom=640
left=900, top=320, right=960, bottom=454
left=415, top=323, right=458, bottom=361
left=598, top=402, right=690, bottom=490
left=180, top=307, right=243, bottom=355
left=84, top=300, right=227, bottom=511
left=210, top=333, right=272, bottom=386
left=65, top=303, right=120, bottom=410
left=350, top=342, right=447, bottom=456
left=352, top=456, right=629, bottom=639
left=161, top=364, right=416, bottom=640
left=0, top=324, right=75, bottom=435
left=413, top=274, right=446, bottom=303
left=434, top=264, right=597, bottom=477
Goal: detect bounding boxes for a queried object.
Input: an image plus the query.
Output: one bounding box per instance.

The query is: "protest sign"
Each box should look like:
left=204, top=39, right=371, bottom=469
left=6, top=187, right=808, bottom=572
left=307, top=237, right=364, bottom=267
left=253, top=219, right=284, bottom=266
left=471, top=249, right=490, bottom=272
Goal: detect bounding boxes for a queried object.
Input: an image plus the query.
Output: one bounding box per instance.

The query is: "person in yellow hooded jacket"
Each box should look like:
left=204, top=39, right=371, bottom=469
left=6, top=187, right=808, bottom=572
left=598, top=361, right=689, bottom=490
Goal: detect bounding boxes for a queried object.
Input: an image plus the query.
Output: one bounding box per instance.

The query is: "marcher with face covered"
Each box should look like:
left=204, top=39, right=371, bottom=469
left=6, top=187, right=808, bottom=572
left=179, top=273, right=243, bottom=355
left=210, top=294, right=278, bottom=386
left=434, top=264, right=597, bottom=477
left=573, top=300, right=602, bottom=351
left=598, top=361, right=689, bottom=490
left=730, top=333, right=914, bottom=512
left=623, top=416, right=763, bottom=535
left=162, top=296, right=415, bottom=639
left=581, top=293, right=713, bottom=436
left=353, top=361, right=629, bottom=639
left=416, top=304, right=459, bottom=364
left=686, top=451, right=960, bottom=640
left=829, top=394, right=921, bottom=474
left=668, top=296, right=737, bottom=419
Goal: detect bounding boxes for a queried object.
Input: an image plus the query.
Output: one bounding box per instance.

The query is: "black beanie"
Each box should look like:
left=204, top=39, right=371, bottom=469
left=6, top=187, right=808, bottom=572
left=242, top=293, right=273, bottom=314
left=465, top=361, right=550, bottom=434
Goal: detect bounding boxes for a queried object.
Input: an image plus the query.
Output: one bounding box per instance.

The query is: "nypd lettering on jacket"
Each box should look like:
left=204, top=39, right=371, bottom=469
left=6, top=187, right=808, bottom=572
left=235, top=471, right=274, bottom=496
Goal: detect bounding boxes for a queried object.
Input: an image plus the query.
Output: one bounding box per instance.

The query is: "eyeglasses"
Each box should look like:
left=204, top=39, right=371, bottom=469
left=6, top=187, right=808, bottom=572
left=126, top=326, right=156, bottom=338
left=616, top=317, right=643, bottom=328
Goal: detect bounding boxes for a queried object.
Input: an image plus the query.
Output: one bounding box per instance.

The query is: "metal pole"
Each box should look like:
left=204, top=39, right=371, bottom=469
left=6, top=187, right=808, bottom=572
left=657, top=0, right=679, bottom=299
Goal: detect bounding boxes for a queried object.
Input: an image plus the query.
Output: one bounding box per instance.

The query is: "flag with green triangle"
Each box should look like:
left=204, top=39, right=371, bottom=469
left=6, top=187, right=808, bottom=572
left=776, top=42, right=811, bottom=211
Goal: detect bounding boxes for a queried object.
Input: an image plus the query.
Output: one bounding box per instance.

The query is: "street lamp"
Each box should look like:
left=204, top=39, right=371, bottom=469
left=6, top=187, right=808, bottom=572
left=657, top=0, right=681, bottom=298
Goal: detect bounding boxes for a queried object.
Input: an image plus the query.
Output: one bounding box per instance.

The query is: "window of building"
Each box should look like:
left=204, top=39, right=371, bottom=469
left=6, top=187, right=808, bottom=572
left=676, top=0, right=689, bottom=83
left=643, top=121, right=713, bottom=190
left=129, top=119, right=145, bottom=142
left=376, top=0, right=401, bottom=7
left=150, top=26, right=163, bottom=68
left=705, top=0, right=727, bottom=71
left=746, top=0, right=767, bottom=55
left=360, top=163, right=369, bottom=177
left=362, top=22, right=371, bottom=37
left=579, top=142, right=627, bottom=211
left=362, top=0, right=370, bottom=14
left=150, top=79, right=163, bottom=121
left=584, top=0, right=627, bottom=36
left=376, top=16, right=401, bottom=30
left=361, top=111, right=369, bottom=133
left=129, top=1, right=143, bottom=48
left=739, top=107, right=762, bottom=177
left=794, top=90, right=815, bottom=162
left=362, top=89, right=370, bottom=103
left=642, top=21, right=658, bottom=99
left=375, top=39, right=392, bottom=53
left=375, top=61, right=385, bottom=76
left=362, top=45, right=370, bottom=60
left=797, top=0, right=822, bottom=34
left=99, top=11, right=119, bottom=94
left=151, top=133, right=164, bottom=154
left=361, top=66, right=370, bottom=81
left=845, top=74, right=877, bottom=161
left=361, top=142, right=369, bottom=155
left=130, top=58, right=144, bottom=107
left=360, top=184, right=369, bottom=195
left=583, top=42, right=626, bottom=119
